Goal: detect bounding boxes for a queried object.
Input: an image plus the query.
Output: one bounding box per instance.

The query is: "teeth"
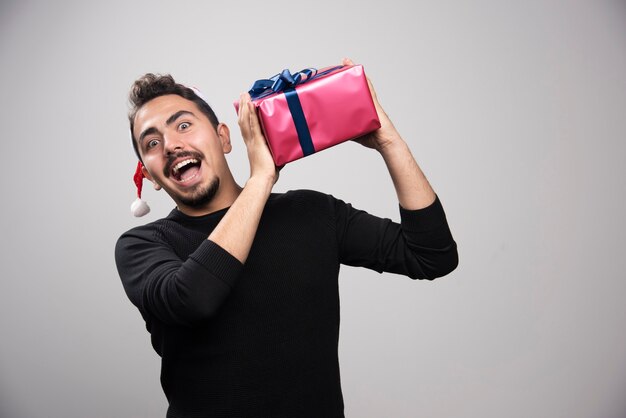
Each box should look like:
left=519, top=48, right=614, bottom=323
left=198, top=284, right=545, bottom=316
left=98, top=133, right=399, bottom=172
left=172, top=159, right=198, bottom=175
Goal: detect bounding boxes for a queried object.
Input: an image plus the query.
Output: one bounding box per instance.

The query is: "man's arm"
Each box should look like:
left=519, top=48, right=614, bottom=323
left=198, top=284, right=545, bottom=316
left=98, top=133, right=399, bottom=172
left=344, top=58, right=436, bottom=210
left=207, top=93, right=278, bottom=263
left=337, top=58, right=457, bottom=278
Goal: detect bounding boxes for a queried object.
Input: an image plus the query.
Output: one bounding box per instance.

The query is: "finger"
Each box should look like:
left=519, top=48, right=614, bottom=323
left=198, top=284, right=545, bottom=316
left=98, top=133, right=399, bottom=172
left=238, top=93, right=247, bottom=124
left=238, top=102, right=255, bottom=144
left=238, top=94, right=253, bottom=134
left=245, top=102, right=255, bottom=136
left=365, top=77, right=381, bottom=105
left=342, top=57, right=355, bottom=66
left=246, top=100, right=262, bottom=136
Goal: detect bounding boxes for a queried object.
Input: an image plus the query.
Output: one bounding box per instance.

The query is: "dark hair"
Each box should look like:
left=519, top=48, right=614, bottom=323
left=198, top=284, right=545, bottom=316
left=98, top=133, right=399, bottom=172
left=128, top=73, right=220, bottom=160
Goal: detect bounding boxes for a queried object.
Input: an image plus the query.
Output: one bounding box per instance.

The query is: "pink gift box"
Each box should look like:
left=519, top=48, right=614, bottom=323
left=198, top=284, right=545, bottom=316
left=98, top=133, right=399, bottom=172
left=235, top=64, right=380, bottom=166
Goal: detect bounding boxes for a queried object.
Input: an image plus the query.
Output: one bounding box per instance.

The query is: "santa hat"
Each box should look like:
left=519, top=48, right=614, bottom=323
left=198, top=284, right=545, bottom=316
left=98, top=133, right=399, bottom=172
left=131, top=161, right=151, bottom=217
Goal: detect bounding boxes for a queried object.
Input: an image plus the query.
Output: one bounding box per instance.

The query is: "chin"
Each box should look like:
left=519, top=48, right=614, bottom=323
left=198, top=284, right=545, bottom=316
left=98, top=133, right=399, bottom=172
left=176, top=178, right=220, bottom=208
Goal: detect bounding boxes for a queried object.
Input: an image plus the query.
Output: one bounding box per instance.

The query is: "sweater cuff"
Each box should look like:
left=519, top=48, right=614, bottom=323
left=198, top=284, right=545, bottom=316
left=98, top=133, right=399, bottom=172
left=189, top=239, right=244, bottom=289
left=399, top=195, right=448, bottom=232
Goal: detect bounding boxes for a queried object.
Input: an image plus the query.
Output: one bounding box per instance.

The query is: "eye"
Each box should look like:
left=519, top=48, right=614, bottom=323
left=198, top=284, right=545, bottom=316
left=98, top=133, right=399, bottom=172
left=147, top=139, right=160, bottom=149
left=178, top=122, right=191, bottom=130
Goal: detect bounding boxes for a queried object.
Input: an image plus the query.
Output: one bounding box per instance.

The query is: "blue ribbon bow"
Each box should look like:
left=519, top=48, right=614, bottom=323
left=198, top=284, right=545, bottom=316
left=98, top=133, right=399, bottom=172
left=248, top=66, right=342, bottom=100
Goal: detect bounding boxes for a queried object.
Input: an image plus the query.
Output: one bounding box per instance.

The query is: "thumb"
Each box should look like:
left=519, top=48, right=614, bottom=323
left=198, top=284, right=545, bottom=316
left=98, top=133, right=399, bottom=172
left=342, top=57, right=355, bottom=66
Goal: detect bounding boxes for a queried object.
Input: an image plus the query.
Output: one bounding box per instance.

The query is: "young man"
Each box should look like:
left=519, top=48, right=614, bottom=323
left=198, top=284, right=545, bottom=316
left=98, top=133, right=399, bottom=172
left=115, top=59, right=458, bottom=418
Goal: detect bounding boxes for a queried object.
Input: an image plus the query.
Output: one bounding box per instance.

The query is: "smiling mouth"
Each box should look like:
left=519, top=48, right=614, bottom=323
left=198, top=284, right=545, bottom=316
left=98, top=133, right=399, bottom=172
left=171, top=158, right=202, bottom=183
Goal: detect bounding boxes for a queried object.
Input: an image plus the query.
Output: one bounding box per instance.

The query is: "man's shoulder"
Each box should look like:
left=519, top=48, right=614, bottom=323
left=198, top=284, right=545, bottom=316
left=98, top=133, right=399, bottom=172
left=270, top=189, right=339, bottom=210
left=117, top=210, right=180, bottom=243
left=275, top=188, right=334, bottom=202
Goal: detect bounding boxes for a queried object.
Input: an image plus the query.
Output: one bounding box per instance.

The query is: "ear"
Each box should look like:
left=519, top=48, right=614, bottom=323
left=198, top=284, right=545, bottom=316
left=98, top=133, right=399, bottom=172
left=216, top=123, right=232, bottom=154
left=141, top=165, right=162, bottom=191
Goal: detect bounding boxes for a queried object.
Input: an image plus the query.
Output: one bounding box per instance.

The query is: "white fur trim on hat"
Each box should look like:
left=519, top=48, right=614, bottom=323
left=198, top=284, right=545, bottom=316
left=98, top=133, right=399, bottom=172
left=131, top=161, right=150, bottom=217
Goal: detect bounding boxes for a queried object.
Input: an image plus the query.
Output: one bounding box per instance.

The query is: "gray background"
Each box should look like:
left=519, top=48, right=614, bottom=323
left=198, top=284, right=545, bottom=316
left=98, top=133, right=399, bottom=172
left=1, top=0, right=625, bottom=417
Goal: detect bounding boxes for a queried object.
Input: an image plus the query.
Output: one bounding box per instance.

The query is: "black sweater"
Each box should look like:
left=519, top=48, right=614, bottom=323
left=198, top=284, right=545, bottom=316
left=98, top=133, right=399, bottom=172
left=115, top=190, right=457, bottom=418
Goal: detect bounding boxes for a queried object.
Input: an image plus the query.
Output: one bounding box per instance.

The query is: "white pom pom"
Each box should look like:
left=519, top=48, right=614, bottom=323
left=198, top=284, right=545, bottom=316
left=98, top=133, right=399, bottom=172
left=131, top=197, right=150, bottom=217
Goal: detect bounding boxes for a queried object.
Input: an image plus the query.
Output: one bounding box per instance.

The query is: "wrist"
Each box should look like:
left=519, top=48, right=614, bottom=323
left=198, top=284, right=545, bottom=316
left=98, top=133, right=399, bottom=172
left=377, top=133, right=406, bottom=156
left=245, top=174, right=275, bottom=194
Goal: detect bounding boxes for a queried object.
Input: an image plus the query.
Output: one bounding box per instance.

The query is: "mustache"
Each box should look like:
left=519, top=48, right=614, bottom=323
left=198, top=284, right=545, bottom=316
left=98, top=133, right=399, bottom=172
left=163, top=150, right=204, bottom=177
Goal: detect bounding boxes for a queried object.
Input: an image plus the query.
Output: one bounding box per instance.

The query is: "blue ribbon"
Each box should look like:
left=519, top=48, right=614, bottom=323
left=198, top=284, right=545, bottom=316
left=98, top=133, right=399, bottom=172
left=248, top=66, right=342, bottom=100
left=284, top=89, right=315, bottom=157
left=248, top=66, right=343, bottom=159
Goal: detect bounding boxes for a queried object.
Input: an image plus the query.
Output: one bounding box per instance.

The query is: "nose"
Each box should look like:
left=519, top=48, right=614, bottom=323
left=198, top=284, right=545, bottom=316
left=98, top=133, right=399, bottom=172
left=163, top=133, right=184, bottom=155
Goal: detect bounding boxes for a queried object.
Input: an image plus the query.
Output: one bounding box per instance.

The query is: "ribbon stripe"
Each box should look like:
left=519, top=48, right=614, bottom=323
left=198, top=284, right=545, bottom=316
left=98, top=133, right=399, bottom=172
left=284, top=88, right=315, bottom=157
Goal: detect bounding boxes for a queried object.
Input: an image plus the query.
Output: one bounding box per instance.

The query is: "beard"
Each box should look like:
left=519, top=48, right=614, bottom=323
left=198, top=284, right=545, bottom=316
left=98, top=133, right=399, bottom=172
left=175, top=177, right=220, bottom=208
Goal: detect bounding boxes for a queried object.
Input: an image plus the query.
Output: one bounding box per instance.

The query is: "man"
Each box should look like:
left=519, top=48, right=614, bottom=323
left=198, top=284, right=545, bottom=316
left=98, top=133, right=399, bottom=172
left=115, top=58, right=458, bottom=418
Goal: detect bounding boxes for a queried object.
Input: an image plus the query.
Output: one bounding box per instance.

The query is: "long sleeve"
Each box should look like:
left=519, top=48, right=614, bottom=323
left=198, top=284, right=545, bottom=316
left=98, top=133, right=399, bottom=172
left=115, top=223, right=243, bottom=326
left=113, top=190, right=455, bottom=416
left=334, top=195, right=458, bottom=280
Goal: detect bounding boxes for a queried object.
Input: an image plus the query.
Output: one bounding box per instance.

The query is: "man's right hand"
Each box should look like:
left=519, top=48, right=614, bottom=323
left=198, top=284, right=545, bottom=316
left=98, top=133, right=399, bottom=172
left=237, top=93, right=280, bottom=185
left=206, top=94, right=279, bottom=264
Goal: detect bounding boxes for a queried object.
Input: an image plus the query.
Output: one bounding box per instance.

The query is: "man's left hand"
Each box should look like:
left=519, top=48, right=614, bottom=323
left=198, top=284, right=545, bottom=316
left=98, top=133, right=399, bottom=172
left=342, top=58, right=402, bottom=152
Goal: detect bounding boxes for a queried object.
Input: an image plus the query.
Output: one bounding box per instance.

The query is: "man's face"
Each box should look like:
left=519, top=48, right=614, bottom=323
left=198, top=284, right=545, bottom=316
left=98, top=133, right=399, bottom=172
left=133, top=94, right=232, bottom=213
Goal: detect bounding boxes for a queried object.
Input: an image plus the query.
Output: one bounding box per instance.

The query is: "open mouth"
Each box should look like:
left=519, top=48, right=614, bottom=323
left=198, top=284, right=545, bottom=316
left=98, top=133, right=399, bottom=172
left=171, top=158, right=202, bottom=183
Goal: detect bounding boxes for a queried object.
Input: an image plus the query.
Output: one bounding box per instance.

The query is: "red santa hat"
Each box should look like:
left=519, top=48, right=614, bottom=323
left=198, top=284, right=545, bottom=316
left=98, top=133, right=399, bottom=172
left=131, top=161, right=151, bottom=217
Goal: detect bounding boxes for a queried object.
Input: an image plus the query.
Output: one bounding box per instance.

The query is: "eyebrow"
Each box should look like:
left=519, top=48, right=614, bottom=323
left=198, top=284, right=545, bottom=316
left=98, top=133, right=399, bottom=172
left=139, top=127, right=159, bottom=143
left=138, top=110, right=196, bottom=143
left=166, top=110, right=195, bottom=126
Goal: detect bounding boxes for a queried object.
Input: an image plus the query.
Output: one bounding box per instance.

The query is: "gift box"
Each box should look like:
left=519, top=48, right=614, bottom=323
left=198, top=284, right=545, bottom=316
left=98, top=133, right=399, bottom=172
left=235, top=64, right=380, bottom=166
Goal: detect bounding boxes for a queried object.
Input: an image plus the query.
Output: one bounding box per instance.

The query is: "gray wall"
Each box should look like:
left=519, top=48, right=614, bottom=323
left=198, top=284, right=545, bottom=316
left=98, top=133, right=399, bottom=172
left=1, top=0, right=625, bottom=417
